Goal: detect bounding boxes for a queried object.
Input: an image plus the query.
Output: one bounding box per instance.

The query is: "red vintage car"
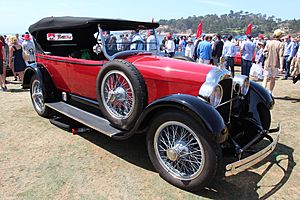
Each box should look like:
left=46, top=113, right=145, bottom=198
left=23, top=17, right=280, bottom=191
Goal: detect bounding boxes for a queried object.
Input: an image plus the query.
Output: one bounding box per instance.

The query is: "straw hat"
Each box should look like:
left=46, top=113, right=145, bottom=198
left=273, top=29, right=283, bottom=38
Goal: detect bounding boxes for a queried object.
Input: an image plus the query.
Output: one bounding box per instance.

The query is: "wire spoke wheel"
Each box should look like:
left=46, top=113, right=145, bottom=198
left=154, top=121, right=205, bottom=180
left=101, top=70, right=135, bottom=120
left=31, top=79, right=45, bottom=113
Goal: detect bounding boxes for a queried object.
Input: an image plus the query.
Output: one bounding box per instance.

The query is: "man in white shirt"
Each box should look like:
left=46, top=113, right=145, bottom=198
left=147, top=30, right=158, bottom=52
left=222, top=35, right=237, bottom=76
left=185, top=38, right=194, bottom=58
left=165, top=33, right=175, bottom=57
left=130, top=29, right=145, bottom=50
left=22, top=33, right=36, bottom=66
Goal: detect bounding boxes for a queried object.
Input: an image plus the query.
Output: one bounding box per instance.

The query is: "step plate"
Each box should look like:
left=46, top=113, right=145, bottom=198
left=46, top=102, right=122, bottom=137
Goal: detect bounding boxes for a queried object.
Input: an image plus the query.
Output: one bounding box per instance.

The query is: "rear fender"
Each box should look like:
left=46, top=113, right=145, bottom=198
left=135, top=94, right=228, bottom=143
left=23, top=63, right=59, bottom=101
left=23, top=63, right=43, bottom=89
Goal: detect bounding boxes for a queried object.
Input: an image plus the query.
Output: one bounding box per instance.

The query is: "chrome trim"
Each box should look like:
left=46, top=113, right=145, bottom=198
left=199, top=83, right=223, bottom=107
left=215, top=95, right=239, bottom=108
left=205, top=67, right=232, bottom=84
left=225, top=123, right=281, bottom=176
left=199, top=67, right=231, bottom=107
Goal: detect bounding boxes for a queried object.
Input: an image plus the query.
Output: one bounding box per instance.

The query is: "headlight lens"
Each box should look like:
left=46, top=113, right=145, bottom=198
left=233, top=75, right=250, bottom=96
left=199, top=83, right=223, bottom=107
left=209, top=85, right=223, bottom=107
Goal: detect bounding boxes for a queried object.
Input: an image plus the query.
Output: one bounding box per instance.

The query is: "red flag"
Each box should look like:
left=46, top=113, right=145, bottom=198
left=246, top=23, right=252, bottom=35
left=196, top=20, right=204, bottom=38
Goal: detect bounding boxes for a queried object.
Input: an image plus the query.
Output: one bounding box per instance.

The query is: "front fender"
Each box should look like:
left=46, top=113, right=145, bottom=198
left=134, top=94, right=228, bottom=142
left=249, top=81, right=274, bottom=110
left=243, top=81, right=274, bottom=128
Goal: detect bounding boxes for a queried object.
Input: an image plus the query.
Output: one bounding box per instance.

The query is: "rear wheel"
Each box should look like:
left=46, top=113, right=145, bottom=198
left=147, top=110, right=221, bottom=191
left=30, top=75, right=52, bottom=118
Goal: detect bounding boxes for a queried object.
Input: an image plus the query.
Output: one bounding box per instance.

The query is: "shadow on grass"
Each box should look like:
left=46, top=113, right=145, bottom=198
left=274, top=96, right=300, bottom=103
left=193, top=142, right=295, bottom=200
left=77, top=129, right=295, bottom=200
left=6, top=88, right=29, bottom=93
left=79, top=132, right=155, bottom=172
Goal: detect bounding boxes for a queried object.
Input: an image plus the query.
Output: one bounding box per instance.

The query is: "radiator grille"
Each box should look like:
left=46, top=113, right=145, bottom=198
left=216, top=78, right=233, bottom=124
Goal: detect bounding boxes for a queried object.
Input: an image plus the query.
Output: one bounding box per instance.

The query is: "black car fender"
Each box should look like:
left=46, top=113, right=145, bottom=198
left=244, top=81, right=274, bottom=127
left=23, top=63, right=43, bottom=89
left=249, top=81, right=274, bottom=110
left=134, top=94, right=228, bottom=143
left=23, top=63, right=59, bottom=101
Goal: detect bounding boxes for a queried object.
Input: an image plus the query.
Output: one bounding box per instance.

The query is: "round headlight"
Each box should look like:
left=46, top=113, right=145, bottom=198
left=199, top=83, right=223, bottom=107
left=209, top=85, right=223, bottom=107
left=233, top=75, right=250, bottom=96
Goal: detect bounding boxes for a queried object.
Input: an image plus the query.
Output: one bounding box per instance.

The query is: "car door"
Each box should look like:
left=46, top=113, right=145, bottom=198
left=66, top=57, right=105, bottom=100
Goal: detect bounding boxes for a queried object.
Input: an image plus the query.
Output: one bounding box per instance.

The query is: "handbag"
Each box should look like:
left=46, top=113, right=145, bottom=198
left=250, top=63, right=263, bottom=80
left=22, top=49, right=30, bottom=61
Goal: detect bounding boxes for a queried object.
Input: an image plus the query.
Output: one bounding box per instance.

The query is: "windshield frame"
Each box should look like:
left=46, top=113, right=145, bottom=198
left=98, top=25, right=159, bottom=61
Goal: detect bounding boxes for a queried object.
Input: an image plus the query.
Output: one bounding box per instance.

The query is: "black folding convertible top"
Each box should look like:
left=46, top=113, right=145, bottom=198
left=29, top=16, right=159, bottom=54
left=29, top=16, right=159, bottom=35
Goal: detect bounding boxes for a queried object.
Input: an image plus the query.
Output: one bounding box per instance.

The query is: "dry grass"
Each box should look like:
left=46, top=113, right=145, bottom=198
left=0, top=73, right=299, bottom=200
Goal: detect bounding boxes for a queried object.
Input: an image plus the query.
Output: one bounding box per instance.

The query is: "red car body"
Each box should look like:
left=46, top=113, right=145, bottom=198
left=37, top=53, right=212, bottom=103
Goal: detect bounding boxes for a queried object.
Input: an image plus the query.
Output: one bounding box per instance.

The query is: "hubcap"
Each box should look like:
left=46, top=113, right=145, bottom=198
left=166, top=142, right=190, bottom=162
left=31, top=80, right=45, bottom=113
left=101, top=70, right=135, bottom=119
left=154, top=121, right=205, bottom=180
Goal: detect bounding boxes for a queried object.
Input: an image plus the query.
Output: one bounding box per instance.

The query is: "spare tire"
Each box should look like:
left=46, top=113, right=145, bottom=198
left=173, top=55, right=195, bottom=62
left=96, top=59, right=148, bottom=130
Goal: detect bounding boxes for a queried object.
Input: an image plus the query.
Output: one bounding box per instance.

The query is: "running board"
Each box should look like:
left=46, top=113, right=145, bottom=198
left=45, top=102, right=122, bottom=137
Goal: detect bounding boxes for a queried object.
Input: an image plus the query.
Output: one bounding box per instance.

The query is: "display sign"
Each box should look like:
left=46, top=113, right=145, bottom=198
left=47, top=33, right=73, bottom=41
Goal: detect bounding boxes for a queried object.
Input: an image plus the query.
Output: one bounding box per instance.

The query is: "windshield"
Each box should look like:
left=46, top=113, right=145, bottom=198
left=99, top=29, right=159, bottom=58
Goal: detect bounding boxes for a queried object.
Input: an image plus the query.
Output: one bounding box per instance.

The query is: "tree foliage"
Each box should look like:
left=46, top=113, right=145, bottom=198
left=157, top=11, right=300, bottom=37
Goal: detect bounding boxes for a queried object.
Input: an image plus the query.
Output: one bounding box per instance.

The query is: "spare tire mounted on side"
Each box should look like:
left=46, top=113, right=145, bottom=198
left=96, top=59, right=148, bottom=130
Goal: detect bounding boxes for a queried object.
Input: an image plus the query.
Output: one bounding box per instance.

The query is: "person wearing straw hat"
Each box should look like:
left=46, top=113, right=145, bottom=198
left=21, top=33, right=36, bottom=66
left=262, top=29, right=284, bottom=95
left=185, top=37, right=195, bottom=58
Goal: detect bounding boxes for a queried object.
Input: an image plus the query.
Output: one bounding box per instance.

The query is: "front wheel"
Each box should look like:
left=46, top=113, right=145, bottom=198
left=147, top=110, right=221, bottom=191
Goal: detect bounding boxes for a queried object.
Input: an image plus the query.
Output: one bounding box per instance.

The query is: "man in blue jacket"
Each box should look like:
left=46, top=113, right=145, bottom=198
left=197, top=35, right=212, bottom=64
left=241, top=35, right=255, bottom=76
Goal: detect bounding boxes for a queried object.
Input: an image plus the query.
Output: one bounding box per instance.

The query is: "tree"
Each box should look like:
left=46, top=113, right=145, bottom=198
left=157, top=11, right=300, bottom=37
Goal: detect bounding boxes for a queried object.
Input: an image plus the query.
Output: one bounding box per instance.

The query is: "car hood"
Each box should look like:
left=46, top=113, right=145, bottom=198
left=124, top=54, right=214, bottom=86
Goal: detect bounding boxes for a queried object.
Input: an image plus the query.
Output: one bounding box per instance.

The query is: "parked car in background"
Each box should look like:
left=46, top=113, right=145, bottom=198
left=23, top=17, right=280, bottom=191
left=234, top=45, right=256, bottom=65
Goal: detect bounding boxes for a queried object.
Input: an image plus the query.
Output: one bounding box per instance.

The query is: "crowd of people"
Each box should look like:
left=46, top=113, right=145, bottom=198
left=1, top=28, right=300, bottom=94
left=160, top=30, right=300, bottom=94
left=0, top=33, right=36, bottom=91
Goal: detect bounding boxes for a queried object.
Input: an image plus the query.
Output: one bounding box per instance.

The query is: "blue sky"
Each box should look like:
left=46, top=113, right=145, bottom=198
left=0, top=0, right=299, bottom=34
